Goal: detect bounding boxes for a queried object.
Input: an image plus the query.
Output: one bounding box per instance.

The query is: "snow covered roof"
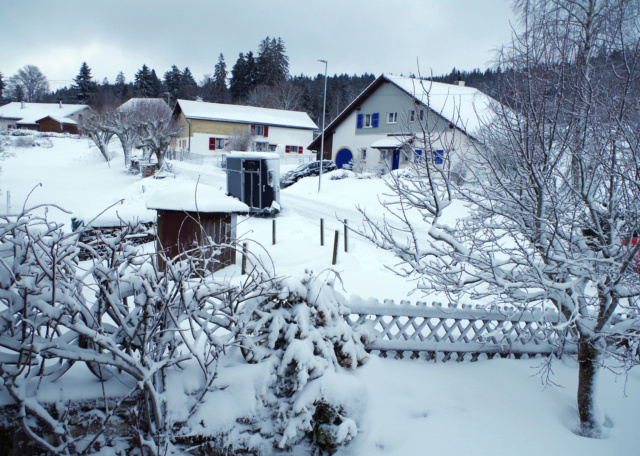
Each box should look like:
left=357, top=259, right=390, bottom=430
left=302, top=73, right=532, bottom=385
left=227, top=151, right=281, bottom=160
left=175, top=99, right=318, bottom=130
left=370, top=136, right=412, bottom=149
left=0, top=102, right=88, bottom=125
left=147, top=182, right=249, bottom=213
left=34, top=115, right=78, bottom=125
left=118, top=98, right=169, bottom=113
left=308, top=74, right=499, bottom=150
left=384, top=75, right=496, bottom=136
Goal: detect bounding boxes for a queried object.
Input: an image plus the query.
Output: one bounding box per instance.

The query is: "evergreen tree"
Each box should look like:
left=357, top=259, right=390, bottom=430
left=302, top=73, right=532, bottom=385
left=164, top=65, right=182, bottom=100
left=230, top=53, right=249, bottom=101
left=0, top=72, right=6, bottom=101
left=214, top=53, right=227, bottom=88
left=73, top=62, right=98, bottom=103
left=256, top=36, right=289, bottom=86
left=150, top=69, right=163, bottom=98
left=178, top=67, right=198, bottom=100
left=115, top=71, right=126, bottom=86
left=134, top=64, right=154, bottom=97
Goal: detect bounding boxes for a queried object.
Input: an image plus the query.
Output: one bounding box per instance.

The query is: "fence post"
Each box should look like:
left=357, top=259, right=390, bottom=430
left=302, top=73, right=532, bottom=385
left=272, top=219, right=276, bottom=245
left=241, top=242, right=247, bottom=275
left=320, top=218, right=324, bottom=246
left=332, top=230, right=339, bottom=265
left=6, top=191, right=10, bottom=215
left=344, top=219, right=348, bottom=252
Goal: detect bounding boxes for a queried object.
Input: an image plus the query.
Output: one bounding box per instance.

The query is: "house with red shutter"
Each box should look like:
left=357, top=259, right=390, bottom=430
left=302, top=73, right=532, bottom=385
left=172, top=99, right=317, bottom=155
left=307, top=74, right=497, bottom=173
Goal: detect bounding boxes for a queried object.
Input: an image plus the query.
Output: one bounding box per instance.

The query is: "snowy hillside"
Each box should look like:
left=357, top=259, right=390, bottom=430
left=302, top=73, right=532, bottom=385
left=0, top=136, right=638, bottom=455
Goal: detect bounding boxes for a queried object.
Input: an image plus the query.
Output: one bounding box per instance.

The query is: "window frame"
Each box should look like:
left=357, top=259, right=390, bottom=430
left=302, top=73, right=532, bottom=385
left=387, top=112, right=398, bottom=124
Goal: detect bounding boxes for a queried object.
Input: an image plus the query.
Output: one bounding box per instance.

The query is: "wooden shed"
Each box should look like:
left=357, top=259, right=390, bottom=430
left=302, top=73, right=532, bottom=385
left=36, top=116, right=80, bottom=134
left=147, top=183, right=249, bottom=273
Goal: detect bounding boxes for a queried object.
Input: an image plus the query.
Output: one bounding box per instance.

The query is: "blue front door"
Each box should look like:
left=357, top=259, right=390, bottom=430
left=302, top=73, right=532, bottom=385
left=392, top=149, right=400, bottom=170
left=336, top=148, right=353, bottom=169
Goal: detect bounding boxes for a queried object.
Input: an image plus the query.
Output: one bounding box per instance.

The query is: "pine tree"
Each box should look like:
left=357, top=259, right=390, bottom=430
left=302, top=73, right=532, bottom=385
left=214, top=53, right=227, bottom=88
left=150, top=69, right=163, bottom=98
left=256, top=36, right=289, bottom=86
left=134, top=64, right=153, bottom=97
left=73, top=62, right=98, bottom=104
left=0, top=72, right=6, bottom=101
left=230, top=53, right=248, bottom=101
left=164, top=65, right=182, bottom=100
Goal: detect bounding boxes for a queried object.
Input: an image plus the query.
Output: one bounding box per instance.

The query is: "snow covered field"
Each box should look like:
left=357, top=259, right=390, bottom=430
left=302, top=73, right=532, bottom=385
left=1, top=136, right=639, bottom=455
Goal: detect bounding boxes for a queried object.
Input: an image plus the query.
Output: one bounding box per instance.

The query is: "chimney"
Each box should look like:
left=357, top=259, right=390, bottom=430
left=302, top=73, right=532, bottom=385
left=21, top=101, right=25, bottom=109
left=59, top=100, right=62, bottom=108
left=458, top=81, right=465, bottom=87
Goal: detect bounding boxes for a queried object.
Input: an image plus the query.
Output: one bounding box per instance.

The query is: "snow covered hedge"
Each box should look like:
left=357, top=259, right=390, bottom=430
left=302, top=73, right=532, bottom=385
left=0, top=208, right=368, bottom=455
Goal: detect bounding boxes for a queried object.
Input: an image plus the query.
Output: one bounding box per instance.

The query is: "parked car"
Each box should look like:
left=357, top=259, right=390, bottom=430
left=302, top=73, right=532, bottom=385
left=281, top=160, right=337, bottom=188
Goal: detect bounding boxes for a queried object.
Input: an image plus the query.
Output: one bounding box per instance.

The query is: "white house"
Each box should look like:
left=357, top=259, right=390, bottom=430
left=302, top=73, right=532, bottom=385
left=0, top=102, right=89, bottom=134
left=172, top=100, right=318, bottom=155
left=308, top=74, right=497, bottom=173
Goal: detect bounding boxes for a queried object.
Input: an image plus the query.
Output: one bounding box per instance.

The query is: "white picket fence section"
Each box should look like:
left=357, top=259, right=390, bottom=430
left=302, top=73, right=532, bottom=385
left=345, top=297, right=577, bottom=362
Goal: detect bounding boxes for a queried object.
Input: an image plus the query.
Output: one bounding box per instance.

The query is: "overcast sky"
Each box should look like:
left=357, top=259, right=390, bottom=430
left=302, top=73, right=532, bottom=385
left=2, top=0, right=516, bottom=91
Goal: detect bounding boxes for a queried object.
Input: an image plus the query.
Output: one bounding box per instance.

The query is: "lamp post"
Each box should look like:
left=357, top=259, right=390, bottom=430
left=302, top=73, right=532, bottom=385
left=317, top=59, right=328, bottom=193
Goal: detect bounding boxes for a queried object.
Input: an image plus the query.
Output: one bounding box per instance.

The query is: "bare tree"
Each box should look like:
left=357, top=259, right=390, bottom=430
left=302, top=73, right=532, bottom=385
left=131, top=99, right=181, bottom=167
left=357, top=0, right=640, bottom=439
left=244, top=80, right=303, bottom=111
left=103, top=103, right=139, bottom=167
left=80, top=108, right=113, bottom=162
left=8, top=65, right=49, bottom=102
left=225, top=128, right=252, bottom=151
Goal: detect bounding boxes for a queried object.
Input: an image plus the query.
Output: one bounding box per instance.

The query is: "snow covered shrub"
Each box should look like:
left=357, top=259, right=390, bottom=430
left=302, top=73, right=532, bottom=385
left=0, top=207, right=273, bottom=455
left=13, top=135, right=35, bottom=147
left=238, top=271, right=369, bottom=454
left=32, top=136, right=53, bottom=148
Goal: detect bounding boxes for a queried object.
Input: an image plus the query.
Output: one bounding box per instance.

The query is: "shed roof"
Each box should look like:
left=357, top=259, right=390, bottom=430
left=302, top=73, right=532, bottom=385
left=147, top=182, right=249, bottom=213
left=0, top=102, right=88, bottom=124
left=175, top=99, right=318, bottom=130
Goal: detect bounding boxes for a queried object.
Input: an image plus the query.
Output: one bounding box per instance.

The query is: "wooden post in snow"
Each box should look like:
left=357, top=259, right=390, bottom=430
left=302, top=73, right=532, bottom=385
left=332, top=230, right=339, bottom=265
left=320, top=218, right=324, bottom=246
left=241, top=242, right=247, bottom=275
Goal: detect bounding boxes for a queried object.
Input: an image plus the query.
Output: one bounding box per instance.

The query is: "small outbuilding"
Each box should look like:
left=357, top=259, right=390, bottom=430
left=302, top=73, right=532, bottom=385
left=226, top=152, right=280, bottom=215
left=147, top=182, right=249, bottom=273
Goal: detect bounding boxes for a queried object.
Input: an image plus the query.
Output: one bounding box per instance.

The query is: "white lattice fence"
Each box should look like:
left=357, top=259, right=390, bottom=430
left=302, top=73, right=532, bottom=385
left=345, top=297, right=577, bottom=362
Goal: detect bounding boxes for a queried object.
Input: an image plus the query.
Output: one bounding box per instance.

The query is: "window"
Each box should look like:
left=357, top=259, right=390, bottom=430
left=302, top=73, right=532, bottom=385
left=419, top=109, right=425, bottom=121
left=209, top=137, right=226, bottom=150
left=360, top=148, right=367, bottom=160
left=357, top=113, right=379, bottom=129
left=409, top=110, right=415, bottom=122
left=285, top=145, right=300, bottom=154
left=250, top=125, right=269, bottom=137
left=387, top=112, right=397, bottom=124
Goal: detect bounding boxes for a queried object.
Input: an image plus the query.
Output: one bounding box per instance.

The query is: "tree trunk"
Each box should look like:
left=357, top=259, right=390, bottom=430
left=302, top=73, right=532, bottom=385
left=577, top=334, right=601, bottom=437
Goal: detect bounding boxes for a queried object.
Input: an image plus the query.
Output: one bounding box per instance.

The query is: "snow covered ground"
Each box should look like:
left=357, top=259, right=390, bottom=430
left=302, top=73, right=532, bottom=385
left=1, top=136, right=639, bottom=455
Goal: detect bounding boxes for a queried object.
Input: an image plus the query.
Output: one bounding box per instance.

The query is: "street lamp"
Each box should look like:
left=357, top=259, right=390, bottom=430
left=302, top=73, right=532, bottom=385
left=317, top=59, right=328, bottom=193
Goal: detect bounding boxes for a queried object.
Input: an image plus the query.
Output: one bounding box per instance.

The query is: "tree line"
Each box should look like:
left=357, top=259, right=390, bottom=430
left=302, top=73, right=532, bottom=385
left=0, top=35, right=500, bottom=128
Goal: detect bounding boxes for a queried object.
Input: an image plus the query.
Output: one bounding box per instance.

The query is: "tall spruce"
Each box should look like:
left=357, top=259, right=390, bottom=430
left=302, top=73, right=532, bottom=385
left=164, top=65, right=182, bottom=101
left=230, top=52, right=258, bottom=101
left=256, top=36, right=289, bottom=86
left=73, top=62, right=97, bottom=103
left=134, top=64, right=154, bottom=97
left=214, top=53, right=227, bottom=88
left=0, top=72, right=6, bottom=101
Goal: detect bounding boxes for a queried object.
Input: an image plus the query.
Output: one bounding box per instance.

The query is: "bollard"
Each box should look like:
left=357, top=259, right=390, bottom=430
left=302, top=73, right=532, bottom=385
left=344, top=219, right=348, bottom=252
left=272, top=219, right=276, bottom=245
left=241, top=242, right=247, bottom=275
left=320, top=218, right=324, bottom=246
left=332, top=230, right=339, bottom=265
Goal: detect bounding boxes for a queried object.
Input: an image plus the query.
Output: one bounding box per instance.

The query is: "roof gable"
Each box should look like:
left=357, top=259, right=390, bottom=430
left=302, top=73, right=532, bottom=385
left=308, top=74, right=497, bottom=150
left=175, top=99, right=318, bottom=130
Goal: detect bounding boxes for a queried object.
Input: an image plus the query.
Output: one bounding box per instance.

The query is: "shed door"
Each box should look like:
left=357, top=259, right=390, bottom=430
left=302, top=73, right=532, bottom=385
left=243, top=159, right=261, bottom=208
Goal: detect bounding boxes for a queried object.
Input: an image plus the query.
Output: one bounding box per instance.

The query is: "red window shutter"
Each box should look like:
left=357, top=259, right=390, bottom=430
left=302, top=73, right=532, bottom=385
left=209, top=137, right=216, bottom=150
left=264, top=126, right=269, bottom=137
left=251, top=125, right=256, bottom=135
left=285, top=145, right=290, bottom=153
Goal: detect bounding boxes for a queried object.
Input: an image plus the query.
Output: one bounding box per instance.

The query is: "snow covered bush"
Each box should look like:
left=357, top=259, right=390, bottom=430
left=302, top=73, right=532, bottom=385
left=237, top=271, right=369, bottom=454
left=0, top=206, right=276, bottom=455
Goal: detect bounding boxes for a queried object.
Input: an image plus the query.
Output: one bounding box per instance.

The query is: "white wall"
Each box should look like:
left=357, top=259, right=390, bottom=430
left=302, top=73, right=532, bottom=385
left=188, top=126, right=315, bottom=155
